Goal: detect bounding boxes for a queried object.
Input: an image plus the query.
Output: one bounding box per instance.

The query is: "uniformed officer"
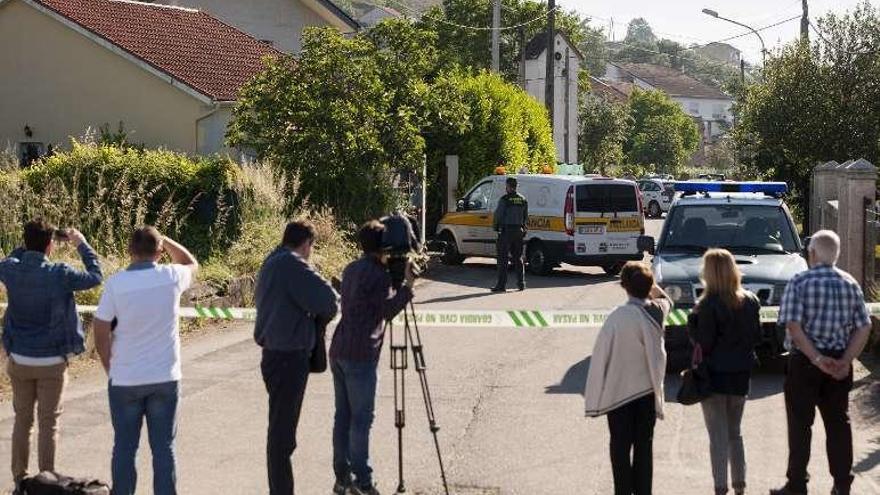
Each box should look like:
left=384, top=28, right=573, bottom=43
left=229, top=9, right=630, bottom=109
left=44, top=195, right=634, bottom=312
left=491, top=177, right=528, bottom=292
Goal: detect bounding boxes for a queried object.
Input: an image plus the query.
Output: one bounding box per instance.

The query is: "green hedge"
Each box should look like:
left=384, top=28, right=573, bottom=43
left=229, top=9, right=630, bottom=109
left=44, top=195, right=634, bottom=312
left=425, top=71, right=556, bottom=227
left=1, top=142, right=244, bottom=259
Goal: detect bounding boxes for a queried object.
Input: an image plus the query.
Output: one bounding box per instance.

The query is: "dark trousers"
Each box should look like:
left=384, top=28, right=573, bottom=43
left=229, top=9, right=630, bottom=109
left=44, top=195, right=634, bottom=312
left=495, top=228, right=524, bottom=288
left=261, top=349, right=310, bottom=495
left=607, top=394, right=656, bottom=495
left=784, top=352, right=854, bottom=493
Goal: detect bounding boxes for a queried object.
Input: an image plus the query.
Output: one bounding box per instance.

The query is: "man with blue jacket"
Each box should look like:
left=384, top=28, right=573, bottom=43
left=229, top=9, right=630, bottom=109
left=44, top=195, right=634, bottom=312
left=1, top=219, right=103, bottom=487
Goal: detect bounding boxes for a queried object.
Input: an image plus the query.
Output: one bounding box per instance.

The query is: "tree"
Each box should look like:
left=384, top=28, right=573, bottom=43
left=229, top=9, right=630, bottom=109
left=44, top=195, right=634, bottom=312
left=227, top=25, right=436, bottom=221
left=735, top=1, right=880, bottom=221
left=624, top=17, right=656, bottom=45
left=625, top=89, right=700, bottom=174
left=578, top=94, right=630, bottom=174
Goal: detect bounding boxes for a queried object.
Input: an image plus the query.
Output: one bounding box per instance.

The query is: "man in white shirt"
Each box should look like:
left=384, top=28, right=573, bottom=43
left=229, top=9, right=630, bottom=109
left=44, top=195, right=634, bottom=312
left=93, top=227, right=198, bottom=495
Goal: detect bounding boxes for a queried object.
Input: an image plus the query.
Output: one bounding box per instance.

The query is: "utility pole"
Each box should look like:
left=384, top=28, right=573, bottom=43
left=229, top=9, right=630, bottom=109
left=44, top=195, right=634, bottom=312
left=491, top=0, right=501, bottom=72
left=801, top=0, right=810, bottom=42
left=740, top=58, right=745, bottom=84
left=545, top=0, right=555, bottom=125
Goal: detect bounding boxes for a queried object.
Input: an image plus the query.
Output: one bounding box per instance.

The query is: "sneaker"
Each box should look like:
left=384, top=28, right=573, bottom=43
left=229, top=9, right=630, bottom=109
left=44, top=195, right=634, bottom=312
left=333, top=481, right=349, bottom=495
left=490, top=286, right=506, bottom=293
left=348, top=485, right=380, bottom=495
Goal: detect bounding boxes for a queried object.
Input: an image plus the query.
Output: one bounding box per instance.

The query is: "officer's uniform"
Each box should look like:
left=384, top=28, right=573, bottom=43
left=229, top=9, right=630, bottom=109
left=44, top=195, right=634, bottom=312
left=492, top=190, right=528, bottom=290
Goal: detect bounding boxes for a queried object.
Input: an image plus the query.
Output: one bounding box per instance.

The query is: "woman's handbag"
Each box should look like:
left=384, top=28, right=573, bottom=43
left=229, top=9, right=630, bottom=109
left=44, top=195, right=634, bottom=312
left=677, top=343, right=712, bottom=405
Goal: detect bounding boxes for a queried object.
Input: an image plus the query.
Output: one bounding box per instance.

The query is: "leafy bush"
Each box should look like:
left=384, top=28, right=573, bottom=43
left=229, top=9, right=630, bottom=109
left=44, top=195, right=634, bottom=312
left=4, top=141, right=243, bottom=259
left=424, top=70, right=555, bottom=228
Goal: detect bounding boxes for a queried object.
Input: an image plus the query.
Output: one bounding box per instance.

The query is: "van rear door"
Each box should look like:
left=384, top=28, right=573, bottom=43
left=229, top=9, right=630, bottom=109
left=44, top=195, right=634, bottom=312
left=572, top=182, right=643, bottom=256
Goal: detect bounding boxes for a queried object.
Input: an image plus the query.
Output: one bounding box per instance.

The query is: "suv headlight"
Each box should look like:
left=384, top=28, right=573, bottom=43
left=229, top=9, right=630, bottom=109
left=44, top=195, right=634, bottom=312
left=663, top=283, right=693, bottom=304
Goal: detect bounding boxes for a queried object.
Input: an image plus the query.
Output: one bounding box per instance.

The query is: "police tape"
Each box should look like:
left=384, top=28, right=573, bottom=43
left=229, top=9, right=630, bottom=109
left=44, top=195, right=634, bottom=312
left=7, top=303, right=880, bottom=328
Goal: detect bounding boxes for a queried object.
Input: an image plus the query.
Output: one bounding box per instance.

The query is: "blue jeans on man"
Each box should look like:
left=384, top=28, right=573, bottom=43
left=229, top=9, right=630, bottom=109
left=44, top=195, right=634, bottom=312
left=332, top=359, right=379, bottom=489
left=108, top=381, right=179, bottom=495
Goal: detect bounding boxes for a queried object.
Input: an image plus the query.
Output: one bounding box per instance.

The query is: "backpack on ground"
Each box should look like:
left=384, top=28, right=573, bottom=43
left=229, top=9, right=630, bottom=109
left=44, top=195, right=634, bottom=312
left=19, top=471, right=110, bottom=495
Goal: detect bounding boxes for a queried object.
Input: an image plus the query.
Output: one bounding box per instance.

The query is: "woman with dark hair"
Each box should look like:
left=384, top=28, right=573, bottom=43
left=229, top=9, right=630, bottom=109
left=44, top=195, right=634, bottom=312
left=688, top=249, right=762, bottom=495
left=584, top=261, right=672, bottom=495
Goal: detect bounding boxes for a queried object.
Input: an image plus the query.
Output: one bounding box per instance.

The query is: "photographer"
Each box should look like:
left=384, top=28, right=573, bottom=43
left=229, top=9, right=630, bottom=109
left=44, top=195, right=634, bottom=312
left=2, top=219, right=102, bottom=488
left=329, top=220, right=414, bottom=495
left=254, top=220, right=339, bottom=495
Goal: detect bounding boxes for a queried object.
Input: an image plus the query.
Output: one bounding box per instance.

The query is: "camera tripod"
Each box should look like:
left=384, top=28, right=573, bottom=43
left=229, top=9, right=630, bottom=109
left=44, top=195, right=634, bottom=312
left=387, top=299, right=450, bottom=494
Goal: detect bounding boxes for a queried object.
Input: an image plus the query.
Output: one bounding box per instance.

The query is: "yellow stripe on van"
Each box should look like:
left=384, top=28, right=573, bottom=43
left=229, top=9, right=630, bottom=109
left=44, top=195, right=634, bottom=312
left=575, top=217, right=642, bottom=232
left=527, top=216, right=565, bottom=232
left=440, top=212, right=493, bottom=227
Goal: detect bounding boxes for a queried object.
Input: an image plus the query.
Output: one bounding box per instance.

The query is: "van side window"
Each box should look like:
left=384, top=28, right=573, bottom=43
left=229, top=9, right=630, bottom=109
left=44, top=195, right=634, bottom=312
left=463, top=181, right=493, bottom=210
left=576, top=184, right=638, bottom=212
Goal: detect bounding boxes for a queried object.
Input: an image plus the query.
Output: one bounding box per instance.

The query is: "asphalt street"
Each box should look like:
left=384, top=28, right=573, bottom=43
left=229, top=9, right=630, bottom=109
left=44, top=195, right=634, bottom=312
left=2, top=219, right=880, bottom=494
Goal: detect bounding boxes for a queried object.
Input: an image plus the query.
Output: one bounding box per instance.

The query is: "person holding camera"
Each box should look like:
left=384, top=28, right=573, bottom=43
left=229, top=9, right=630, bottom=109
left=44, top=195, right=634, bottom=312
left=1, top=219, right=102, bottom=488
left=93, top=227, right=198, bottom=495
left=253, top=220, right=339, bottom=495
left=330, top=220, right=415, bottom=495
left=491, top=177, right=528, bottom=293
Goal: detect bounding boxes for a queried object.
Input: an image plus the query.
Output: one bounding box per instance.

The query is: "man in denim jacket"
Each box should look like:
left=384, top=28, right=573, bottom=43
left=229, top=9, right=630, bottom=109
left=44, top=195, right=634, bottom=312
left=1, top=218, right=103, bottom=487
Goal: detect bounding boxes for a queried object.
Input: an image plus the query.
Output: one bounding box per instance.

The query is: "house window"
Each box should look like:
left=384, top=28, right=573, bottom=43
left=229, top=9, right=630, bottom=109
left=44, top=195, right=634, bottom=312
left=18, top=142, right=45, bottom=167
left=688, top=102, right=700, bottom=115
left=712, top=104, right=726, bottom=119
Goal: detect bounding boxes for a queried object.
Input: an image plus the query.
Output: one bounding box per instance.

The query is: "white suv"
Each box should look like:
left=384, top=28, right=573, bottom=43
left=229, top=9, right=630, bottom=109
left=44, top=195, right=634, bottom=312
left=637, top=179, right=675, bottom=218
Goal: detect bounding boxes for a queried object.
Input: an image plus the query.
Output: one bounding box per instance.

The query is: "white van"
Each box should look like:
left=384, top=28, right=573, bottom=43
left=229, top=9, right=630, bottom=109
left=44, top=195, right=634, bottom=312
left=436, top=174, right=650, bottom=275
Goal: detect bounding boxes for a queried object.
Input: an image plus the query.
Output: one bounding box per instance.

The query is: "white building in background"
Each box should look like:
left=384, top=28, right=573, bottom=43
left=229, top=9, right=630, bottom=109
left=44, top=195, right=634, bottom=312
left=523, top=31, right=583, bottom=164
left=603, top=62, right=734, bottom=142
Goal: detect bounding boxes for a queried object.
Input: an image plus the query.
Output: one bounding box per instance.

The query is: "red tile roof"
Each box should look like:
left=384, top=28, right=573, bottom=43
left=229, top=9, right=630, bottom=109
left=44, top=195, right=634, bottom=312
left=31, top=0, right=281, bottom=101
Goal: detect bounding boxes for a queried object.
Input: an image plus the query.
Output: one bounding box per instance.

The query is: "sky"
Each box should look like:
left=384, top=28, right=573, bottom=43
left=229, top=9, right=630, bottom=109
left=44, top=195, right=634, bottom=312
left=561, top=0, right=874, bottom=64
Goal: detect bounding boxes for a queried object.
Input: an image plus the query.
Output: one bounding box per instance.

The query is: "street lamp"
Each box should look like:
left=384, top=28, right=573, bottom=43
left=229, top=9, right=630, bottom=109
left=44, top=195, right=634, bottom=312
left=701, top=8, right=766, bottom=64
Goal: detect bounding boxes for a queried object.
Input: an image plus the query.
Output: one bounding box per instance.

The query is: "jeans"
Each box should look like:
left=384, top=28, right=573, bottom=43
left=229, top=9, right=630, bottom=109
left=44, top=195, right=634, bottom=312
left=331, top=358, right=379, bottom=489
left=606, top=394, right=656, bottom=495
left=7, top=360, right=68, bottom=481
left=700, top=394, right=747, bottom=494
left=108, top=380, right=179, bottom=495
left=261, top=349, right=310, bottom=495
left=784, top=352, right=854, bottom=493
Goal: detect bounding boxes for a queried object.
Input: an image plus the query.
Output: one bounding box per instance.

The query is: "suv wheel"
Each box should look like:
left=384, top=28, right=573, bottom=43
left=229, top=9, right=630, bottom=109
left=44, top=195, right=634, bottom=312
left=648, top=201, right=661, bottom=218
left=439, top=231, right=464, bottom=265
left=527, top=241, right=552, bottom=275
left=601, top=262, right=623, bottom=276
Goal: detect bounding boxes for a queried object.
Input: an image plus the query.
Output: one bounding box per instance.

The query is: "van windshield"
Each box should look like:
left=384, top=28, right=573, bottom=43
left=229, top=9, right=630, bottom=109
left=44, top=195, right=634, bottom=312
left=576, top=184, right=638, bottom=213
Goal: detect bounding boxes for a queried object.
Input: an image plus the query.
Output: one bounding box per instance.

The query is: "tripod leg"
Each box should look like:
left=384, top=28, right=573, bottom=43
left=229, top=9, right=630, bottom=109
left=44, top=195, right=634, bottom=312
left=389, top=320, right=408, bottom=493
left=405, top=302, right=451, bottom=495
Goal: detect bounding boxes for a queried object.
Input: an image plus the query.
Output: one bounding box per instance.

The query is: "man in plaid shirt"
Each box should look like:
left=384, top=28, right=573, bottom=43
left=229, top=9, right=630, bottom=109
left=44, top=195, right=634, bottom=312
left=771, top=230, right=872, bottom=495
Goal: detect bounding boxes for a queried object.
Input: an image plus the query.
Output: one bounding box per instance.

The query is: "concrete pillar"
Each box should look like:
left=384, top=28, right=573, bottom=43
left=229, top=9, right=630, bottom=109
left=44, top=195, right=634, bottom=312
left=834, top=159, right=876, bottom=285
left=811, top=161, right=838, bottom=234
left=445, top=155, right=459, bottom=214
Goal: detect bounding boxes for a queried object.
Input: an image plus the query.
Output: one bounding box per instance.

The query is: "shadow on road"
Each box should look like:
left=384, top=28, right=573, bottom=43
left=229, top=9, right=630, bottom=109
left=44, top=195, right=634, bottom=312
left=545, top=357, right=591, bottom=395
left=424, top=261, right=615, bottom=292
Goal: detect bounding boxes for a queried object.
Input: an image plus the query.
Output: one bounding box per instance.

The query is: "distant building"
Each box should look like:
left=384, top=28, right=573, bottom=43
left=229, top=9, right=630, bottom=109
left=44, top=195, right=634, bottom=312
left=603, top=62, right=733, bottom=143
left=156, top=0, right=360, bottom=54
left=0, top=0, right=279, bottom=158
left=358, top=5, right=400, bottom=27
left=695, top=42, right=741, bottom=68
left=523, top=31, right=583, bottom=164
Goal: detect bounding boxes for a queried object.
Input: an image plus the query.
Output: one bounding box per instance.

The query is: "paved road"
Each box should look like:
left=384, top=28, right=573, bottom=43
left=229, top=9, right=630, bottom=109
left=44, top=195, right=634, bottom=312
left=3, top=220, right=880, bottom=494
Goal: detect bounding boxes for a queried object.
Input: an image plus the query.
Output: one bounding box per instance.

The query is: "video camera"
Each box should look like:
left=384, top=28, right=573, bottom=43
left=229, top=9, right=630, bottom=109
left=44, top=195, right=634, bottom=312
left=380, top=212, right=422, bottom=289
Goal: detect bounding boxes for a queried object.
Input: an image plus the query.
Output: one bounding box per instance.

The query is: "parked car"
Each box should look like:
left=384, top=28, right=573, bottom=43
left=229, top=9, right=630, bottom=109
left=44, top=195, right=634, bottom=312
left=637, top=178, right=675, bottom=218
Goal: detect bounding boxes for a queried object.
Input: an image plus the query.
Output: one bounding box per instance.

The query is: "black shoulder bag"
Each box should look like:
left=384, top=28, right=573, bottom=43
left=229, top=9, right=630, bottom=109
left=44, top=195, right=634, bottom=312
left=310, top=315, right=330, bottom=373
left=677, top=312, right=712, bottom=405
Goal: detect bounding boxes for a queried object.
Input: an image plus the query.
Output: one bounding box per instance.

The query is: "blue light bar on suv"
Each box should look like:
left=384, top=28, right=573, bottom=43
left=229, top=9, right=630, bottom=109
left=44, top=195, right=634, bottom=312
left=674, top=181, right=788, bottom=196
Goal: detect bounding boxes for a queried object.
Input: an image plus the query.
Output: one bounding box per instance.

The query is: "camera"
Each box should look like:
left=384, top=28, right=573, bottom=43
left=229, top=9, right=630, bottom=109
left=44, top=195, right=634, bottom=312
left=380, top=212, right=422, bottom=289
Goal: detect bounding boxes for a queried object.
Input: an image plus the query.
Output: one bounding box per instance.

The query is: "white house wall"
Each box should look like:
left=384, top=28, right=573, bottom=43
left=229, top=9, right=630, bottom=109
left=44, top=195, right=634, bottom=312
left=158, top=0, right=331, bottom=54
left=523, top=34, right=580, bottom=164
left=674, top=96, right=733, bottom=137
